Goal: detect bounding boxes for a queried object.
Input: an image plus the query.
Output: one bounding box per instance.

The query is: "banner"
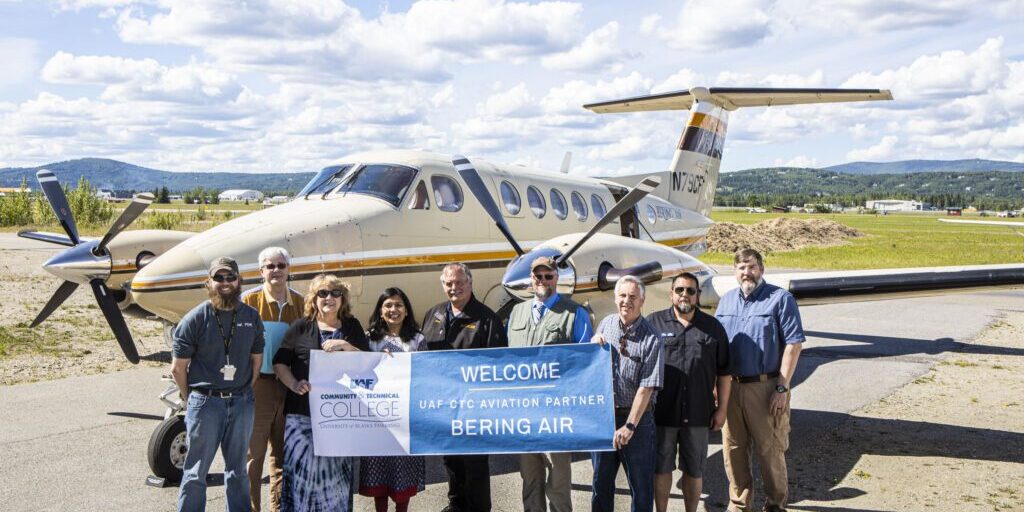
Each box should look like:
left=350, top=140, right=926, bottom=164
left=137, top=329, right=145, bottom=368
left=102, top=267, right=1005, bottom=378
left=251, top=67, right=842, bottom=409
left=309, top=343, right=614, bottom=456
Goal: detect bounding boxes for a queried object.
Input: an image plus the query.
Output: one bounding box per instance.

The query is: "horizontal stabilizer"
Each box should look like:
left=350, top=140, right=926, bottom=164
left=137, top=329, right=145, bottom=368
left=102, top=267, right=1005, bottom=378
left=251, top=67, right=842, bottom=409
left=584, top=87, right=892, bottom=113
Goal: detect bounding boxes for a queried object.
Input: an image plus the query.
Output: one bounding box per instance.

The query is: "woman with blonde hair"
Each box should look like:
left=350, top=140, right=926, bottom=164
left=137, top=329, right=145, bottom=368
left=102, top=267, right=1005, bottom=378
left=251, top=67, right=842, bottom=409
left=274, top=274, right=368, bottom=511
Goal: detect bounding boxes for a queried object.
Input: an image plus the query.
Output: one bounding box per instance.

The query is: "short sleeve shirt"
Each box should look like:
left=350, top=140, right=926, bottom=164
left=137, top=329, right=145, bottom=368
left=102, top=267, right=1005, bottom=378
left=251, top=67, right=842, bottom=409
left=647, top=308, right=730, bottom=427
left=596, top=314, right=664, bottom=409
left=714, top=281, right=805, bottom=377
left=172, top=301, right=265, bottom=393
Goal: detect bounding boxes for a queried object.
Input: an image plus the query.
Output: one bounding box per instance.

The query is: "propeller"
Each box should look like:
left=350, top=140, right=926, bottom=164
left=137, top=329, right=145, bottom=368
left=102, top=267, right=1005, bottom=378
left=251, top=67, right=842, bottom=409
left=453, top=155, right=525, bottom=256
left=453, top=155, right=662, bottom=299
left=18, top=169, right=154, bottom=364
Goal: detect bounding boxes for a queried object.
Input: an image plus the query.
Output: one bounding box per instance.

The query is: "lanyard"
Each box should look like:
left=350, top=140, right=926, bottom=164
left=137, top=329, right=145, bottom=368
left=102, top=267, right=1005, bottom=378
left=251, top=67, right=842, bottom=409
left=214, top=308, right=238, bottom=362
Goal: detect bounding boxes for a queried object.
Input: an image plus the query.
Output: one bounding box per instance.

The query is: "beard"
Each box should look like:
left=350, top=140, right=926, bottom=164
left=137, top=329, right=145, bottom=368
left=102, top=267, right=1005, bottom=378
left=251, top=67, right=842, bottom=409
left=674, top=302, right=695, bottom=315
left=740, top=279, right=758, bottom=295
left=209, top=284, right=241, bottom=310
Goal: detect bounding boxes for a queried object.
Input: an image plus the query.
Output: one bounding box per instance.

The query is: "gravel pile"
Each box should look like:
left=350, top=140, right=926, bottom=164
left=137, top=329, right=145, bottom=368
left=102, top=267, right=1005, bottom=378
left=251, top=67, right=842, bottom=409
left=707, top=217, right=863, bottom=254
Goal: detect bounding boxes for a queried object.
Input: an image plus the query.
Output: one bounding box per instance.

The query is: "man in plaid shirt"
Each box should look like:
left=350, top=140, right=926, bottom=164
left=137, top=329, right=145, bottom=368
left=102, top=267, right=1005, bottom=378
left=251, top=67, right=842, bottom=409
left=589, top=275, right=664, bottom=512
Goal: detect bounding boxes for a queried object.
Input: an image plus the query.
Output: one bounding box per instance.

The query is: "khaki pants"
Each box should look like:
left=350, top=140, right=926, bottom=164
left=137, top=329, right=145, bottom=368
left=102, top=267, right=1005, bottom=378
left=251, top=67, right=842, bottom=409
left=247, top=376, right=286, bottom=512
left=520, top=452, right=573, bottom=512
left=722, top=379, right=790, bottom=511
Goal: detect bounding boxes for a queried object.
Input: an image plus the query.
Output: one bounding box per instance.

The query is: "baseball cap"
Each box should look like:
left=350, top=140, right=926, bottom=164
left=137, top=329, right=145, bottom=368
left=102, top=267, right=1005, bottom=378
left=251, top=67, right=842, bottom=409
left=208, top=256, right=239, bottom=278
left=530, top=256, right=557, bottom=272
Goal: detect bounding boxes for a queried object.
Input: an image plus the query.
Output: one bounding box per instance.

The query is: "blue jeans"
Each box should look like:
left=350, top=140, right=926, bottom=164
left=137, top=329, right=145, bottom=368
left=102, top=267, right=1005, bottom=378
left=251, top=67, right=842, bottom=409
left=591, top=411, right=656, bottom=512
left=178, top=389, right=256, bottom=512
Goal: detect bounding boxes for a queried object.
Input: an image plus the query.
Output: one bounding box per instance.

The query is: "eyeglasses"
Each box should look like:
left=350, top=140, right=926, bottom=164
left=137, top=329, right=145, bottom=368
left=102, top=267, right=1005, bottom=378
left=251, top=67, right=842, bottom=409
left=263, top=263, right=287, bottom=270
left=211, top=274, right=238, bottom=283
left=533, top=273, right=556, bottom=281
left=316, top=289, right=344, bottom=298
left=674, top=286, right=698, bottom=296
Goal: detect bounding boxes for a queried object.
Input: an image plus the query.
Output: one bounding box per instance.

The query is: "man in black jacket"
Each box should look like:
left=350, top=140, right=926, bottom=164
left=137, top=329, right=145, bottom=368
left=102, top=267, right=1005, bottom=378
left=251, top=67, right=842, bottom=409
left=421, top=262, right=508, bottom=512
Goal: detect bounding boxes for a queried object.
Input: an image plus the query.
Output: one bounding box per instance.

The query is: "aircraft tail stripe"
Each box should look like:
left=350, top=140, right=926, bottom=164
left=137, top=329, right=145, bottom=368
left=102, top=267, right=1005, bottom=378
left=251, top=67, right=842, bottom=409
left=678, top=126, right=723, bottom=159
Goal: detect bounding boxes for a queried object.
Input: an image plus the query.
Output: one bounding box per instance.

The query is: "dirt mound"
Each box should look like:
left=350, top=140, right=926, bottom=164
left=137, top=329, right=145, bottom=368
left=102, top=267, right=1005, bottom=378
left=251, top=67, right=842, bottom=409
left=707, top=217, right=862, bottom=254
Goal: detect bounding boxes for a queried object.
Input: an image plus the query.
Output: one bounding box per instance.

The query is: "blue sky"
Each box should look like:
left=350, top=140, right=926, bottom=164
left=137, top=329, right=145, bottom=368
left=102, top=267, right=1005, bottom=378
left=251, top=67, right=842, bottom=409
left=1, top=0, right=1021, bottom=175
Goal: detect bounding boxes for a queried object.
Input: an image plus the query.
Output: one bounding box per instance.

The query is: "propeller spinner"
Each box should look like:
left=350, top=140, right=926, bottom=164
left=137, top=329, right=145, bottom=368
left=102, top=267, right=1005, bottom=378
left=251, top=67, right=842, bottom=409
left=452, top=155, right=661, bottom=301
left=18, top=169, right=154, bottom=363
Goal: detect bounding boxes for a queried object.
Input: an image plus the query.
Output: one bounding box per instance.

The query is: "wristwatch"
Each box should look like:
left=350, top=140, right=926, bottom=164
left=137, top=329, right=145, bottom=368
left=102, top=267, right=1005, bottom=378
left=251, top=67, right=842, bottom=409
left=775, top=383, right=789, bottom=394
left=624, top=422, right=636, bottom=432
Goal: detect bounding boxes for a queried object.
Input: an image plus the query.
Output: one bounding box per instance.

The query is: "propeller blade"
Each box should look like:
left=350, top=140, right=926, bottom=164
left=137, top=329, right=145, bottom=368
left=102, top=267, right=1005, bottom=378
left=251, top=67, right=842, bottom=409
left=97, top=192, right=154, bottom=253
left=30, top=280, right=79, bottom=327
left=36, top=169, right=80, bottom=245
left=90, top=279, right=140, bottom=364
left=453, top=155, right=525, bottom=256
left=17, top=230, right=75, bottom=247
left=557, top=175, right=661, bottom=264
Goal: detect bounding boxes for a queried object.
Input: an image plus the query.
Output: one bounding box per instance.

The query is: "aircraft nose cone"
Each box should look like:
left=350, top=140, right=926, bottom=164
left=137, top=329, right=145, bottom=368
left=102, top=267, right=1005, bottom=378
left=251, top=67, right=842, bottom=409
left=43, top=241, right=110, bottom=284
left=501, top=248, right=575, bottom=300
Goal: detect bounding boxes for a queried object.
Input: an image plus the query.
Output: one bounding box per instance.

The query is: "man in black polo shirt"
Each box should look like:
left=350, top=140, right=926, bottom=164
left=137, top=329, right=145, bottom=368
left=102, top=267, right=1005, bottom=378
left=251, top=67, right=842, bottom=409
left=646, top=272, right=731, bottom=512
left=421, top=262, right=507, bottom=512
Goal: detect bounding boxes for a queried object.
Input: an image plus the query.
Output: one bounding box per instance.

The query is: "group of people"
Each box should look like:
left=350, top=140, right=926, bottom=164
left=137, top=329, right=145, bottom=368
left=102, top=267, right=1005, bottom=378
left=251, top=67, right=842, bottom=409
left=170, top=246, right=804, bottom=512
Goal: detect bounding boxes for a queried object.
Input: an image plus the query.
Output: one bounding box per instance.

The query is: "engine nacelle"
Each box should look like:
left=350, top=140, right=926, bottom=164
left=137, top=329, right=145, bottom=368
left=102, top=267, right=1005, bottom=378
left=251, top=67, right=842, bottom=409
left=104, top=230, right=195, bottom=291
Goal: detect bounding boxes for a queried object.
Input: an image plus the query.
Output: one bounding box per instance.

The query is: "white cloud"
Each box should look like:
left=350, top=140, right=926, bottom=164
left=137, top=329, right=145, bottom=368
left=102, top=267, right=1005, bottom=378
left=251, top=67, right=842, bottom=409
left=540, top=72, right=653, bottom=115
left=775, top=155, right=820, bottom=168
left=652, top=69, right=705, bottom=94
left=647, top=0, right=773, bottom=51
left=477, top=83, right=537, bottom=118
left=41, top=51, right=161, bottom=84
left=846, top=135, right=899, bottom=161
left=541, top=22, right=632, bottom=73
left=0, top=38, right=39, bottom=86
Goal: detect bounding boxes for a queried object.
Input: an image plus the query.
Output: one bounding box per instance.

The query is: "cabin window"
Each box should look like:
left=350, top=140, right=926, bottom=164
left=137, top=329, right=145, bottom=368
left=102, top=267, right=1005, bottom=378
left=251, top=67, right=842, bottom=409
left=335, top=164, right=417, bottom=206
left=431, top=175, right=464, bottom=212
left=591, top=194, right=607, bottom=219
left=408, top=180, right=430, bottom=210
left=571, top=191, right=588, bottom=221
left=500, top=181, right=521, bottom=215
left=527, top=185, right=545, bottom=218
left=300, top=164, right=353, bottom=197
left=550, top=189, right=568, bottom=220
left=645, top=204, right=657, bottom=224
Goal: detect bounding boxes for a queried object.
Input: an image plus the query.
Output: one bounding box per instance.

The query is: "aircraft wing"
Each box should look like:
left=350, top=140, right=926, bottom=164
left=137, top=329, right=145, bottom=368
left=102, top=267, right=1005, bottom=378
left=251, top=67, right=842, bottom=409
left=704, top=263, right=1024, bottom=306
left=584, top=87, right=893, bottom=113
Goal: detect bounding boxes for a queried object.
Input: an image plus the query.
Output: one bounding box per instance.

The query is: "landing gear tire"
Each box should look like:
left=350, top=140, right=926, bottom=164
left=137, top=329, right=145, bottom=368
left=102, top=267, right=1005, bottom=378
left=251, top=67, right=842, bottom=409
left=148, top=414, right=187, bottom=483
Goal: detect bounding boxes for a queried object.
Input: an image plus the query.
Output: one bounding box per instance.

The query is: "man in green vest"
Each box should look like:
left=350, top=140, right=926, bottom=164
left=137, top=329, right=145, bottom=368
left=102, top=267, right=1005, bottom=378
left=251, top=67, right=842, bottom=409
left=507, top=256, right=592, bottom=512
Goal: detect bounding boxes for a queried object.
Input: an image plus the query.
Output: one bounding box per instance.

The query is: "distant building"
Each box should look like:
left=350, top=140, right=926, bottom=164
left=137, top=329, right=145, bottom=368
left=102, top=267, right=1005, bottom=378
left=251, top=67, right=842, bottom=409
left=946, top=207, right=963, bottom=216
left=218, top=189, right=264, bottom=202
left=865, top=199, right=922, bottom=212
left=95, top=189, right=114, bottom=200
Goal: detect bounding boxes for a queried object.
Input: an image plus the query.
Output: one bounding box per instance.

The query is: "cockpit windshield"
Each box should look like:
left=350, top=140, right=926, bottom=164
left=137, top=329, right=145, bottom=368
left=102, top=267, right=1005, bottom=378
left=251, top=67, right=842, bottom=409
left=333, top=164, right=418, bottom=206
left=299, top=164, right=353, bottom=197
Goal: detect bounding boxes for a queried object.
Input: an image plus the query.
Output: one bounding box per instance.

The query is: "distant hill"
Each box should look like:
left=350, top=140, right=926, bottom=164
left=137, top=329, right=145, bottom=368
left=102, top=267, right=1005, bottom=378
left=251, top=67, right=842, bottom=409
left=826, top=159, right=1024, bottom=175
left=0, top=158, right=315, bottom=193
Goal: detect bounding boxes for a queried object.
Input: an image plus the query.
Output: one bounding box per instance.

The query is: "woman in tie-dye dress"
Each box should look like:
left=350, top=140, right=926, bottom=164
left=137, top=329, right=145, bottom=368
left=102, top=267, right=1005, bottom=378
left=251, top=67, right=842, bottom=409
left=358, top=287, right=426, bottom=512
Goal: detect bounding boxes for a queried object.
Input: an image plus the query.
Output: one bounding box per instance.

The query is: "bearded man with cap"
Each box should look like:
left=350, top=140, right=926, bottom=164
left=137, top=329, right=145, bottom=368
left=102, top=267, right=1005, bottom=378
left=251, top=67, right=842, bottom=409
left=506, top=256, right=592, bottom=512
left=171, top=256, right=265, bottom=512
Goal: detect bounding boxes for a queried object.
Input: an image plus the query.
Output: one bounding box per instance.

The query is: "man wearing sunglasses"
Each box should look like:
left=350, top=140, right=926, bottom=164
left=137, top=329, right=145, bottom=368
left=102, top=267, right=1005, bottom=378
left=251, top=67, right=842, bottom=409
left=506, top=256, right=592, bottom=512
left=715, top=249, right=804, bottom=512
left=241, top=247, right=304, bottom=511
left=171, top=256, right=265, bottom=512
left=646, top=273, right=730, bottom=512
left=590, top=275, right=663, bottom=512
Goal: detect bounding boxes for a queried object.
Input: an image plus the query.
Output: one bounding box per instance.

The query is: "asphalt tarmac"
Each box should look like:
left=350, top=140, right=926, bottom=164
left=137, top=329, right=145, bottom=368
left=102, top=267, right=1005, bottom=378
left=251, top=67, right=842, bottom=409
left=2, top=277, right=1022, bottom=510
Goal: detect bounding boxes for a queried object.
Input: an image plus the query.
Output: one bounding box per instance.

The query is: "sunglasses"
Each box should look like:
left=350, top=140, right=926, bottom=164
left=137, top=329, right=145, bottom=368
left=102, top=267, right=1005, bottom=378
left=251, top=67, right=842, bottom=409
left=674, top=286, right=698, bottom=296
left=533, top=273, right=556, bottom=281
left=316, top=289, right=345, bottom=298
left=263, top=263, right=287, bottom=270
left=211, top=274, right=238, bottom=283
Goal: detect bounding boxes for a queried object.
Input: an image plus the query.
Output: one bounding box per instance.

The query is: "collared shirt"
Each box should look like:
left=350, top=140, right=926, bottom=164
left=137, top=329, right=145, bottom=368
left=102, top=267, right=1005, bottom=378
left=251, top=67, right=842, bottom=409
left=421, top=295, right=508, bottom=351
left=172, top=301, right=265, bottom=393
left=596, top=314, right=664, bottom=408
left=647, top=307, right=730, bottom=427
left=715, top=280, right=805, bottom=377
left=241, top=285, right=304, bottom=324
left=534, top=293, right=592, bottom=344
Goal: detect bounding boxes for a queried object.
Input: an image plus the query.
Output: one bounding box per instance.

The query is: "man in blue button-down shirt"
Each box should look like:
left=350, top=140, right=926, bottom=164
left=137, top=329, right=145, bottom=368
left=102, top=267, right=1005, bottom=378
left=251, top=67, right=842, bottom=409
left=715, top=249, right=804, bottom=512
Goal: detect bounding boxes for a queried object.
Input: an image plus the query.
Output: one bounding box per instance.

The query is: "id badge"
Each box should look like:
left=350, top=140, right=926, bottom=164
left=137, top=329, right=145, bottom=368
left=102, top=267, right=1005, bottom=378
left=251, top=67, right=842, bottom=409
left=221, top=364, right=237, bottom=381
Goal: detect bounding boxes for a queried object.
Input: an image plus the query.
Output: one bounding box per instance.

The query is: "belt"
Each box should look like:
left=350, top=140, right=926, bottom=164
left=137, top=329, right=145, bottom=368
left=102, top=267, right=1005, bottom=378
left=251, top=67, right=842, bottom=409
left=732, top=371, right=780, bottom=383
left=191, top=387, right=242, bottom=398
left=258, top=373, right=277, bottom=380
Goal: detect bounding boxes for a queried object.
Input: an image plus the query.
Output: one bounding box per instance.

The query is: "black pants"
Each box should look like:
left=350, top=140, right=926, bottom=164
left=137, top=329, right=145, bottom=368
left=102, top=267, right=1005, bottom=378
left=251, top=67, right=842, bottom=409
left=443, top=454, right=491, bottom=511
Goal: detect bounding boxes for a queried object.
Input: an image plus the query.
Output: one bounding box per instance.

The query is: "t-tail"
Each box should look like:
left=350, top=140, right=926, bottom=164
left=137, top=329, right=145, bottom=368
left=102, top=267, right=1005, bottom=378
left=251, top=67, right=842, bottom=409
left=586, top=87, right=893, bottom=218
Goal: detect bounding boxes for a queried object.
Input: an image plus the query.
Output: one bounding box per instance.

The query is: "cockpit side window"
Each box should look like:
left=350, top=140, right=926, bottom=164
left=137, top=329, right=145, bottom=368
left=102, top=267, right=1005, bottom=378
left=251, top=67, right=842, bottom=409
left=431, top=175, right=464, bottom=212
left=408, top=180, right=430, bottom=210
left=335, top=164, right=417, bottom=207
left=300, top=164, right=353, bottom=198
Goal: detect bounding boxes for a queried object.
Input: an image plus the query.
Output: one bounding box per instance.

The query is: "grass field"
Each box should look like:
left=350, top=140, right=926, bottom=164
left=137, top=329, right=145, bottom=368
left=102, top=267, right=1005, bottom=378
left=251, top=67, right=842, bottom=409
left=703, top=211, right=1024, bottom=269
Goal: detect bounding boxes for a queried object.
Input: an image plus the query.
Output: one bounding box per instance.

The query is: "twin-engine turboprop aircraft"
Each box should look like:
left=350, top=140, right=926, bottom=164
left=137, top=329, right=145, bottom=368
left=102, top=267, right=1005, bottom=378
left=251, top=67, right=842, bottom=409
left=20, top=87, right=1024, bottom=365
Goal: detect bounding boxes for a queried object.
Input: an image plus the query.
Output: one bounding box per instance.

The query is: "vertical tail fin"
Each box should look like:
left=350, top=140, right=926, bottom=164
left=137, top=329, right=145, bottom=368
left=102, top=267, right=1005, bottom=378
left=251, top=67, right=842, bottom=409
left=586, top=87, right=892, bottom=217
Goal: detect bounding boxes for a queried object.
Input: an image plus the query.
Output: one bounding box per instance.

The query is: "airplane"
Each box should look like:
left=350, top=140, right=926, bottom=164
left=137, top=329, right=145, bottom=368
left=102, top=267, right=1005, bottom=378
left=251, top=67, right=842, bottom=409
left=18, top=86, right=1024, bottom=479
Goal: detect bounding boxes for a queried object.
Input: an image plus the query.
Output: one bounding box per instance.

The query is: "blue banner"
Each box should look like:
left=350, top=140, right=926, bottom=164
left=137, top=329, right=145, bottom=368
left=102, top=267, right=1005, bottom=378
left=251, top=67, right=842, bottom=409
left=309, top=343, right=615, bottom=456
